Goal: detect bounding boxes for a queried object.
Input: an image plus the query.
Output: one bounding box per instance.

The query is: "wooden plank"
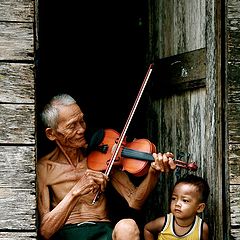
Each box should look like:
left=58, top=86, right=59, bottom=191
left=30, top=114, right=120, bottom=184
left=228, top=0, right=240, bottom=238
left=230, top=185, right=240, bottom=226
left=0, top=63, right=35, bottom=103
left=152, top=0, right=206, bottom=58
left=229, top=144, right=240, bottom=184
left=230, top=229, right=240, bottom=240
left=150, top=48, right=206, bottom=96
left=0, top=104, right=35, bottom=144
left=0, top=0, right=34, bottom=22
left=0, top=146, right=35, bottom=188
left=149, top=87, right=207, bottom=216
left=188, top=88, right=206, bottom=172
left=228, top=103, right=240, bottom=143
left=228, top=62, right=240, bottom=103
left=0, top=188, right=36, bottom=229
left=0, top=147, right=35, bottom=230
left=204, top=0, right=225, bottom=237
left=0, top=22, right=34, bottom=61
left=228, top=31, right=240, bottom=62
left=0, top=232, right=37, bottom=240
left=228, top=0, right=240, bottom=19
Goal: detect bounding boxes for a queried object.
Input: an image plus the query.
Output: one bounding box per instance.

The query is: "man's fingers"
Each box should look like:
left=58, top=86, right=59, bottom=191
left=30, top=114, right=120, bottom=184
left=152, top=152, right=176, bottom=172
left=169, top=158, right=176, bottom=170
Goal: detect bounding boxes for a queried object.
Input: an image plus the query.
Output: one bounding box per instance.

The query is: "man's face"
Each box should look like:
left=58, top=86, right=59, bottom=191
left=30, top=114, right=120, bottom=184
left=53, top=103, right=87, bottom=149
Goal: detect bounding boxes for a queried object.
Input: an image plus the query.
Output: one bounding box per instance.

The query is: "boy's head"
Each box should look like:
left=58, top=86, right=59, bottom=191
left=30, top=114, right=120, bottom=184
left=174, top=174, right=210, bottom=203
left=170, top=174, right=210, bottom=216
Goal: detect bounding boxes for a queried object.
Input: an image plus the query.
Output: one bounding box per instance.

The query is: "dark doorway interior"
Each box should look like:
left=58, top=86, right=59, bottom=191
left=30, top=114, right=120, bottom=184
left=36, top=0, right=149, bottom=236
left=37, top=0, right=150, bottom=154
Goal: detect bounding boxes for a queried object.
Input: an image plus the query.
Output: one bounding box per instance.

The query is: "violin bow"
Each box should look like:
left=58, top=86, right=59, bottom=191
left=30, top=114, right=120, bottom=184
left=92, top=63, right=154, bottom=204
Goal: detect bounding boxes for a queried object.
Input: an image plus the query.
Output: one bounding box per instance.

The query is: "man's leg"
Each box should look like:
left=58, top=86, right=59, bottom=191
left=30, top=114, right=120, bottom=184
left=112, top=218, right=140, bottom=240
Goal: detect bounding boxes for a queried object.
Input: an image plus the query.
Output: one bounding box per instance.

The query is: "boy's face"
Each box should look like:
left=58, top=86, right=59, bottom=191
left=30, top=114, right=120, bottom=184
left=170, top=182, right=205, bottom=220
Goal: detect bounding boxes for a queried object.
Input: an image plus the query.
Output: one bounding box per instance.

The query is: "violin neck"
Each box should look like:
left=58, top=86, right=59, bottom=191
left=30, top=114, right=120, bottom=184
left=121, top=147, right=154, bottom=162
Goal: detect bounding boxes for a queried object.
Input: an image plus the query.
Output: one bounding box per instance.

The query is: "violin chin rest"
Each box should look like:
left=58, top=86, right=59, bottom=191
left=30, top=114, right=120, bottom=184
left=87, top=128, right=105, bottom=153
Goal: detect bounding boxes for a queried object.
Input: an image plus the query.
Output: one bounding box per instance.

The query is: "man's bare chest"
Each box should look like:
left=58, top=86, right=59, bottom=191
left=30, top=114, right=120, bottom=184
left=46, top=162, right=87, bottom=186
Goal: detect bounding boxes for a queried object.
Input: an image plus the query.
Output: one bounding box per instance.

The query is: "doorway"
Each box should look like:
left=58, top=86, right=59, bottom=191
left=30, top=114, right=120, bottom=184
left=36, top=0, right=150, bottom=236
left=37, top=0, right=150, bottom=155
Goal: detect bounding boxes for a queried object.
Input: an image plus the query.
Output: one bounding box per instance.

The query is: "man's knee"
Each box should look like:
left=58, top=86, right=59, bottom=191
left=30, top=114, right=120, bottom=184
left=112, top=218, right=140, bottom=240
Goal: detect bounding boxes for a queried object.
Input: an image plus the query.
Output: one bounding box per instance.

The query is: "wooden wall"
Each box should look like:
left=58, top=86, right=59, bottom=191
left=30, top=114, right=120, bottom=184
left=227, top=0, right=240, bottom=238
left=145, top=0, right=224, bottom=239
left=0, top=0, right=37, bottom=239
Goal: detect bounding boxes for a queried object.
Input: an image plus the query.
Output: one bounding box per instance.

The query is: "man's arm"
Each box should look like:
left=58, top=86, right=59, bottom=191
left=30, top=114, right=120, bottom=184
left=37, top=161, right=108, bottom=239
left=111, top=152, right=175, bottom=210
left=37, top=161, right=82, bottom=239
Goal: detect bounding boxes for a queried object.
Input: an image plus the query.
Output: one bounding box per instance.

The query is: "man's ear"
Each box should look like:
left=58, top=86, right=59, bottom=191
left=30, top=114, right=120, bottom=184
left=45, top=128, right=56, bottom=141
left=197, top=203, right=206, bottom=213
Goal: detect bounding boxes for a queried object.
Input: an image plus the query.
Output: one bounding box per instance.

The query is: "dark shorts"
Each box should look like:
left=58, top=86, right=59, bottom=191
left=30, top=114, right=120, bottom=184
left=54, top=221, right=113, bottom=240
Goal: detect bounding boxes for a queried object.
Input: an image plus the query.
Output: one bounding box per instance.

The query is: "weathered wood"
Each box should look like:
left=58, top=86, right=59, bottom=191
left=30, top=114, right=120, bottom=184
left=149, top=87, right=207, bottom=220
left=229, top=144, right=240, bottom=184
left=227, top=0, right=240, bottom=238
left=151, top=48, right=206, bottom=95
left=230, top=185, right=240, bottom=227
left=0, top=146, right=36, bottom=230
left=0, top=232, right=37, bottom=239
left=228, top=103, right=240, bottom=143
left=228, top=62, right=240, bottom=103
left=228, top=0, right=240, bottom=19
left=204, top=0, right=225, bottom=238
left=0, top=0, right=34, bottom=22
left=0, top=146, right=35, bottom=188
left=0, top=104, right=35, bottom=144
left=149, top=0, right=205, bottom=58
left=0, top=0, right=36, bottom=237
left=231, top=229, right=240, bottom=240
left=0, top=188, right=36, bottom=229
left=0, top=22, right=34, bottom=61
left=148, top=0, right=225, bottom=239
left=228, top=31, right=240, bottom=61
left=0, top=63, right=35, bottom=103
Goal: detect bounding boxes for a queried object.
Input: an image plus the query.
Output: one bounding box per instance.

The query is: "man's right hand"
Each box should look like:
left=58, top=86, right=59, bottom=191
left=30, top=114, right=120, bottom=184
left=72, top=169, right=108, bottom=196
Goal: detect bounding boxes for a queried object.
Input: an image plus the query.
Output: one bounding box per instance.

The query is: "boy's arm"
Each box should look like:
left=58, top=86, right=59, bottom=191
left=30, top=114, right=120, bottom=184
left=144, top=216, right=165, bottom=240
left=202, top=222, right=209, bottom=240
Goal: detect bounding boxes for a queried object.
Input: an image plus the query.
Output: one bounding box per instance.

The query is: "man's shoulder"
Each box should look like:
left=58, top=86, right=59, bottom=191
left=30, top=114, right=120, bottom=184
left=37, top=148, right=58, bottom=166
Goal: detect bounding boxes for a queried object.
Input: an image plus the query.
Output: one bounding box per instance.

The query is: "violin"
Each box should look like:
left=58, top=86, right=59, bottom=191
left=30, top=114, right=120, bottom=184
left=87, top=128, right=198, bottom=177
left=88, top=64, right=197, bottom=204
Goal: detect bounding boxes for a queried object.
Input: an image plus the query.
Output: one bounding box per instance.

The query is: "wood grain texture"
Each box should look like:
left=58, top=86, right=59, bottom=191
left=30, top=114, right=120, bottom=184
left=151, top=48, right=206, bottom=95
left=149, top=0, right=206, bottom=58
left=230, top=185, right=240, bottom=227
left=0, top=146, right=36, bottom=230
left=0, top=0, right=36, bottom=237
left=0, top=104, right=35, bottom=144
left=0, top=0, right=34, bottom=22
left=228, top=62, right=240, bottom=103
left=0, top=188, right=36, bottom=229
left=0, top=232, right=37, bottom=239
left=229, top=144, right=240, bottom=184
left=227, top=0, right=240, bottom=237
left=228, top=103, right=240, bottom=144
left=0, top=63, right=35, bottom=103
left=0, top=146, right=35, bottom=188
left=0, top=22, right=34, bottom=61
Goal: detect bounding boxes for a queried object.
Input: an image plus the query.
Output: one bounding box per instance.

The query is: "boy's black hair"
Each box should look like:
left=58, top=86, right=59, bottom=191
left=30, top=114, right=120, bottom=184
left=174, top=174, right=210, bottom=203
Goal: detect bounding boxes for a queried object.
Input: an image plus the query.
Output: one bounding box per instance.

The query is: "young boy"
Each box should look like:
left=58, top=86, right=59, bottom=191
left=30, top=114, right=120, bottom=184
left=144, top=174, right=210, bottom=240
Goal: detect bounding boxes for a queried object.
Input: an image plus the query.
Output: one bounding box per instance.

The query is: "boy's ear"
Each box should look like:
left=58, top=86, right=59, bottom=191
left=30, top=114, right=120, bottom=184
left=197, top=203, right=206, bottom=213
left=45, top=128, right=56, bottom=141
